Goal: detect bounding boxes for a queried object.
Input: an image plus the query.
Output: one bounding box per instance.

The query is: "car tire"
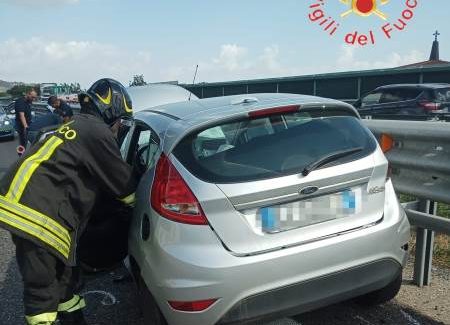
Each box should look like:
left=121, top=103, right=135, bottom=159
left=355, top=271, right=402, bottom=306
left=131, top=258, right=168, bottom=325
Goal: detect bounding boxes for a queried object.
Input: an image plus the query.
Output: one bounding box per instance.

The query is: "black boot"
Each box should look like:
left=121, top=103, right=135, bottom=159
left=58, top=310, right=88, bottom=325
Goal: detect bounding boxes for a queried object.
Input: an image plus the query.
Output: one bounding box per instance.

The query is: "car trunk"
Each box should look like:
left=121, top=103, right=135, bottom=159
left=173, top=106, right=388, bottom=255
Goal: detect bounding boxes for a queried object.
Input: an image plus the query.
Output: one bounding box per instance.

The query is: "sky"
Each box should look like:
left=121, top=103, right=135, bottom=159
left=0, top=0, right=449, bottom=88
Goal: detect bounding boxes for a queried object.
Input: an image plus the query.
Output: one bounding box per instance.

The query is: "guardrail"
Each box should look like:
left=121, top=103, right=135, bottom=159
left=363, top=119, right=450, bottom=287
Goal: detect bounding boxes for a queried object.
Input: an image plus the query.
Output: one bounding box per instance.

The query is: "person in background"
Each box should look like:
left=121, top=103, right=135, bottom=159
left=15, top=88, right=38, bottom=154
left=48, top=96, right=74, bottom=123
left=26, top=106, right=63, bottom=145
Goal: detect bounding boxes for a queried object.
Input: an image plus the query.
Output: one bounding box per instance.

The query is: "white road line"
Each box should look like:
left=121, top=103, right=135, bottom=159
left=81, top=290, right=118, bottom=306
left=263, top=318, right=301, bottom=325
left=354, top=315, right=375, bottom=325
left=400, top=309, right=422, bottom=325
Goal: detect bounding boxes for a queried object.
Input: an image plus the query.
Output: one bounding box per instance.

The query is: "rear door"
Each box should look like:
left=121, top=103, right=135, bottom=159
left=172, top=106, right=388, bottom=255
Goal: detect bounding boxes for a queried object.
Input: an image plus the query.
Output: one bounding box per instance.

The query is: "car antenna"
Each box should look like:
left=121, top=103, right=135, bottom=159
left=188, top=64, right=199, bottom=101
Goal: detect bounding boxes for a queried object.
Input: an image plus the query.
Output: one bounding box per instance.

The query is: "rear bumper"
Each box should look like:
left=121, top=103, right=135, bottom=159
left=0, top=128, right=14, bottom=138
left=218, top=258, right=401, bottom=324
left=129, top=181, right=410, bottom=325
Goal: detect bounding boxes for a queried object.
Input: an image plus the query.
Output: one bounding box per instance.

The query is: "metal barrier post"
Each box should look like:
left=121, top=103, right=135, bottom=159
left=413, top=200, right=437, bottom=287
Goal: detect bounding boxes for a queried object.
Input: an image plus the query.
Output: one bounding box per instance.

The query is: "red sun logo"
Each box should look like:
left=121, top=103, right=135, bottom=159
left=341, top=0, right=390, bottom=20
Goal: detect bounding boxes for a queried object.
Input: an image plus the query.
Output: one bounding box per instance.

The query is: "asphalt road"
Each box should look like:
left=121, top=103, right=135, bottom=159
left=0, top=138, right=446, bottom=325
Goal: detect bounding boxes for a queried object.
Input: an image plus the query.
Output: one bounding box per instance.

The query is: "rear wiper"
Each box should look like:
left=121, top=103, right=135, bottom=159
left=302, top=147, right=364, bottom=176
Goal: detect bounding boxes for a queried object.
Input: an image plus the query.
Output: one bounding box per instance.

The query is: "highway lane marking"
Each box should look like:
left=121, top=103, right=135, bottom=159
left=400, top=309, right=422, bottom=325
left=354, top=315, right=375, bottom=325
left=81, top=290, right=118, bottom=306
left=263, top=318, right=301, bottom=325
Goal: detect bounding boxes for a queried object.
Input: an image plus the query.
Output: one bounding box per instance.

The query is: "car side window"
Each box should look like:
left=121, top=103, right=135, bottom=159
left=120, top=127, right=133, bottom=160
left=380, top=89, right=422, bottom=104
left=361, top=92, right=382, bottom=107
left=128, top=124, right=161, bottom=173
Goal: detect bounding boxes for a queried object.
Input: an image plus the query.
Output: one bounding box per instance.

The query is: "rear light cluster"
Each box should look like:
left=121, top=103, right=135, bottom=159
left=419, top=101, right=441, bottom=111
left=168, top=298, right=218, bottom=312
left=151, top=154, right=208, bottom=225
left=380, top=133, right=394, bottom=178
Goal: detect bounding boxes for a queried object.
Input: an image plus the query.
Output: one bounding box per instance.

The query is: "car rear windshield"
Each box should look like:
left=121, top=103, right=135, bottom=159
left=435, top=88, right=450, bottom=102
left=173, top=109, right=377, bottom=183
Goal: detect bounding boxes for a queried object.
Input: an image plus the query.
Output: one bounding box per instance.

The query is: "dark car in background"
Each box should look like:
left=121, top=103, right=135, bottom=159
left=0, top=106, right=15, bottom=141
left=353, top=84, right=450, bottom=118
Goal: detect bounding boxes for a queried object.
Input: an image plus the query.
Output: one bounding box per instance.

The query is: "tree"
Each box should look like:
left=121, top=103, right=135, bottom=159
left=7, top=84, right=40, bottom=98
left=129, top=75, right=147, bottom=87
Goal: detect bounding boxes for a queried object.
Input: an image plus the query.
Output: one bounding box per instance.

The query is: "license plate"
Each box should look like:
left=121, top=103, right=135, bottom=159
left=245, top=187, right=363, bottom=234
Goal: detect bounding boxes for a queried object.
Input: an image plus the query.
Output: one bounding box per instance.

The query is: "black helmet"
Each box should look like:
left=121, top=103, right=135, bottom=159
left=78, top=78, right=133, bottom=125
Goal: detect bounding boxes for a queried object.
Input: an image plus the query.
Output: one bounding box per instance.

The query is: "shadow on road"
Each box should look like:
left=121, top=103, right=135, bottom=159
left=294, top=292, right=446, bottom=325
left=0, top=229, right=143, bottom=325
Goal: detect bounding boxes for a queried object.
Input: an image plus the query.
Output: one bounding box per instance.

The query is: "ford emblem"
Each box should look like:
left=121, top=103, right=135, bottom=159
left=299, top=186, right=319, bottom=195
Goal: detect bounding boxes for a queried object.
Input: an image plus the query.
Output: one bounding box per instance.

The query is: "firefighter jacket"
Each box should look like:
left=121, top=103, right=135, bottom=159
left=0, top=113, right=136, bottom=265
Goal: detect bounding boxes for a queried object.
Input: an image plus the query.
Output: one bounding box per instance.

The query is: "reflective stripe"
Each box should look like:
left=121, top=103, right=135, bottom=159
left=0, top=206, right=69, bottom=258
left=120, top=192, right=136, bottom=206
left=96, top=88, right=112, bottom=105
left=123, top=94, right=132, bottom=113
left=0, top=195, right=70, bottom=245
left=25, top=312, right=57, bottom=325
left=58, top=295, right=86, bottom=312
left=7, top=136, right=64, bottom=202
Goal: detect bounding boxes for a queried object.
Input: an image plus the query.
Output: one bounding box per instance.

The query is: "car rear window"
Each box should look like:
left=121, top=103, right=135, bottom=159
left=435, top=88, right=450, bottom=102
left=173, top=110, right=377, bottom=183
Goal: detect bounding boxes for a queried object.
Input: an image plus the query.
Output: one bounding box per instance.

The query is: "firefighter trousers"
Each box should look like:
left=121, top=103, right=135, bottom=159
left=12, top=235, right=86, bottom=325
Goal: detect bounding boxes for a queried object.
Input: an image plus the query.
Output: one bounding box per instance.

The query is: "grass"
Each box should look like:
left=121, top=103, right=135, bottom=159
left=399, top=194, right=450, bottom=268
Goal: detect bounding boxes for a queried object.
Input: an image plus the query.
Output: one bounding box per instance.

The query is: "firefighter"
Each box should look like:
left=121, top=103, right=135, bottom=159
left=0, top=78, right=137, bottom=325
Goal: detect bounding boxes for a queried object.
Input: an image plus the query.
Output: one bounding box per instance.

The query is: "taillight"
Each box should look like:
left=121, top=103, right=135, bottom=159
left=151, top=153, right=208, bottom=225
left=168, top=298, right=218, bottom=312
left=419, top=101, right=441, bottom=111
left=248, top=105, right=300, bottom=118
left=380, top=133, right=394, bottom=179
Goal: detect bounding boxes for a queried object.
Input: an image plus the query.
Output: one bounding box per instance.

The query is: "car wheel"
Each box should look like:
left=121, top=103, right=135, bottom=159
left=130, top=258, right=168, bottom=325
left=355, top=271, right=402, bottom=306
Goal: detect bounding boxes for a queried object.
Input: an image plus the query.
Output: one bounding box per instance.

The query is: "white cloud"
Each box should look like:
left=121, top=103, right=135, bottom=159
left=0, top=37, right=153, bottom=88
left=181, top=44, right=289, bottom=83
left=0, top=38, right=427, bottom=89
left=213, top=44, right=248, bottom=72
left=0, top=0, right=79, bottom=6
left=180, top=44, right=427, bottom=84
left=335, top=45, right=425, bottom=71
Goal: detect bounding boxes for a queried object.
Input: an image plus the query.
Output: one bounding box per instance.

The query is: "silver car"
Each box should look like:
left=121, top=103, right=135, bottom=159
left=115, top=93, right=411, bottom=325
